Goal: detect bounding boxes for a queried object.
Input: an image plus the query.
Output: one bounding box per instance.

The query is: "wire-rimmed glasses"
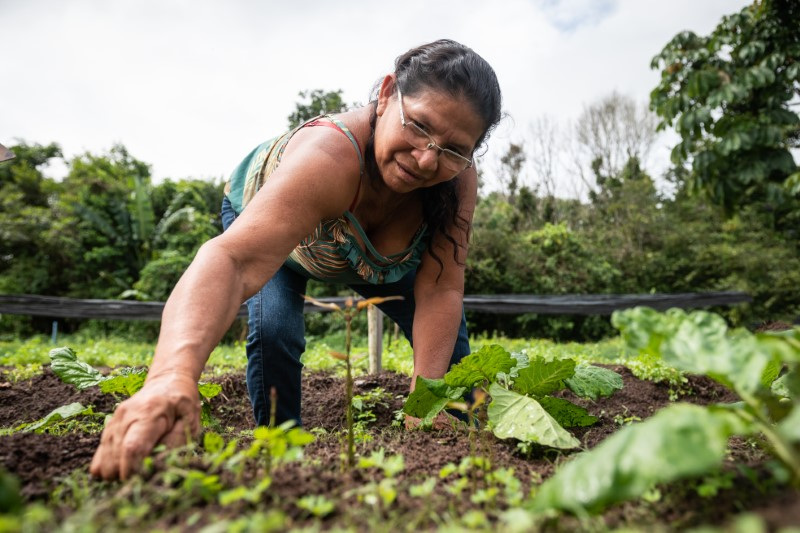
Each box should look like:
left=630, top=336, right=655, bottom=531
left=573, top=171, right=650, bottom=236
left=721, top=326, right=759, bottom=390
left=397, top=86, right=473, bottom=173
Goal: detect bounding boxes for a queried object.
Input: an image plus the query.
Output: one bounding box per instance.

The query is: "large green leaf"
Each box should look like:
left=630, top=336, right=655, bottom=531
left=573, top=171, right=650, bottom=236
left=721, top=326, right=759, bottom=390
left=760, top=359, right=783, bottom=389
left=778, top=403, right=800, bottom=442
left=403, top=377, right=465, bottom=424
left=49, top=347, right=106, bottom=390
left=512, top=356, right=575, bottom=397
left=487, top=384, right=579, bottom=449
left=772, top=369, right=800, bottom=399
left=538, top=396, right=597, bottom=428
left=23, top=402, right=92, bottom=433
left=564, top=364, right=623, bottom=400
left=613, top=309, right=796, bottom=395
left=531, top=403, right=749, bottom=513
left=444, top=345, right=515, bottom=389
left=612, top=307, right=684, bottom=357
left=99, top=370, right=146, bottom=397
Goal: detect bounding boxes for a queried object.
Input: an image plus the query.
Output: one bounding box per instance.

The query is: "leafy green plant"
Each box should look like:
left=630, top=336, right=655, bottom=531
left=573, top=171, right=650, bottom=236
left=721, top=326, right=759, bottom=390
left=531, top=307, right=800, bottom=515
left=403, top=344, right=622, bottom=449
left=351, top=387, right=391, bottom=426
left=47, top=346, right=221, bottom=426
left=21, top=403, right=101, bottom=434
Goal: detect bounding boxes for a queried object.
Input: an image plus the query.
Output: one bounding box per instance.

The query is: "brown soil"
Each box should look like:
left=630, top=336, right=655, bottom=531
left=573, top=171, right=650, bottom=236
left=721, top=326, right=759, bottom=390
left=1, top=367, right=798, bottom=531
left=754, top=321, right=795, bottom=332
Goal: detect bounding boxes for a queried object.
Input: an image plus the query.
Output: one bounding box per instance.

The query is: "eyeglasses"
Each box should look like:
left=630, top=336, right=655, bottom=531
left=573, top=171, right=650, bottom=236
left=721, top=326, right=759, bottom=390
left=397, top=86, right=473, bottom=173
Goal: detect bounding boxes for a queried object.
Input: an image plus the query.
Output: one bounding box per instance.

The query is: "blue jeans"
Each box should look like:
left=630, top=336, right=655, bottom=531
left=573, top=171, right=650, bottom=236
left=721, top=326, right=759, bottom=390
left=221, top=196, right=471, bottom=427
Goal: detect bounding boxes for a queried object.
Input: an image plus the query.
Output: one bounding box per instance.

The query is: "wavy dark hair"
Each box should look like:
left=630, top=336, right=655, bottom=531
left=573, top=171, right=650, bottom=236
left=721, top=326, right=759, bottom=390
left=364, top=39, right=502, bottom=279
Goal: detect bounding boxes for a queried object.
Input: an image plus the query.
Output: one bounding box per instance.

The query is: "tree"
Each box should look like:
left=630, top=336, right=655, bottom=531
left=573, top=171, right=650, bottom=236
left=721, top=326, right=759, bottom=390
left=497, top=142, right=527, bottom=203
left=287, top=89, right=351, bottom=129
left=0, top=142, right=65, bottom=295
left=528, top=116, right=561, bottom=223
left=572, top=92, right=659, bottom=197
left=650, top=0, right=800, bottom=224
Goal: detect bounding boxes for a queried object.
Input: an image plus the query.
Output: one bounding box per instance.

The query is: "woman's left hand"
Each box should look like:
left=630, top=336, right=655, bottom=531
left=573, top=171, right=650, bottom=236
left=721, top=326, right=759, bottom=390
left=404, top=411, right=462, bottom=430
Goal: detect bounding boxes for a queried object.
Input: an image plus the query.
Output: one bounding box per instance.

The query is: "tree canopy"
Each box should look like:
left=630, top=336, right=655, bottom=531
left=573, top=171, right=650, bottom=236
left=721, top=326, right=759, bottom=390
left=650, top=0, right=800, bottom=225
left=287, top=89, right=351, bottom=129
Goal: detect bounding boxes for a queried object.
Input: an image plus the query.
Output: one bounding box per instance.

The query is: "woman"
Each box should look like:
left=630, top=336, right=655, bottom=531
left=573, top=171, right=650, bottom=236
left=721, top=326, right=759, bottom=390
left=90, top=39, right=502, bottom=480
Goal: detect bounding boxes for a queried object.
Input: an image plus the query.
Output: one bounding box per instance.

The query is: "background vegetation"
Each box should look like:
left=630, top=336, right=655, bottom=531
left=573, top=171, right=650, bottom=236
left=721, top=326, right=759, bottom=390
left=1, top=0, right=798, bottom=342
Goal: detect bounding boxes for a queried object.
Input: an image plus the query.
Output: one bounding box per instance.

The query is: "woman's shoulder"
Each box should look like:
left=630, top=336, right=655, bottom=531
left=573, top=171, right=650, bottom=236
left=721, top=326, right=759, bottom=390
left=285, top=108, right=368, bottom=164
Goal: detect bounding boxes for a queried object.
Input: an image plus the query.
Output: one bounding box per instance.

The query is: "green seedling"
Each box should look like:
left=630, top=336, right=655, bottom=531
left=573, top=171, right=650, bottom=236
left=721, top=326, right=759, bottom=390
left=352, top=387, right=391, bottom=426
left=225, top=421, right=315, bottom=476
left=357, top=448, right=405, bottom=478
left=531, top=308, right=800, bottom=515
left=303, top=294, right=402, bottom=470
left=296, top=494, right=335, bottom=518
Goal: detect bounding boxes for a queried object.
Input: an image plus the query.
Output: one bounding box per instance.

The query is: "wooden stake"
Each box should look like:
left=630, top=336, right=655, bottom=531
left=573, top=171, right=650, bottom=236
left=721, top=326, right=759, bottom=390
left=367, top=304, right=383, bottom=374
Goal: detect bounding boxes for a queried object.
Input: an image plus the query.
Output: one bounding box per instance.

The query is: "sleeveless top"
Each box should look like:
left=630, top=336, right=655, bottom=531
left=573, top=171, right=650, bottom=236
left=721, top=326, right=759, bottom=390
left=224, top=116, right=429, bottom=285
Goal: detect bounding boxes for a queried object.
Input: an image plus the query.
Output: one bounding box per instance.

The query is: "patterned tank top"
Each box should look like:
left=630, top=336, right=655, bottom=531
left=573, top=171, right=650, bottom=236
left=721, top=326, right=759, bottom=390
left=224, top=116, right=428, bottom=285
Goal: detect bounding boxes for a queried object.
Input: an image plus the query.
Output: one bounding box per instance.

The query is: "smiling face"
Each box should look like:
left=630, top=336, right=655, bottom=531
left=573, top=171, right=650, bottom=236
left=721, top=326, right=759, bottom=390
left=373, top=75, right=485, bottom=194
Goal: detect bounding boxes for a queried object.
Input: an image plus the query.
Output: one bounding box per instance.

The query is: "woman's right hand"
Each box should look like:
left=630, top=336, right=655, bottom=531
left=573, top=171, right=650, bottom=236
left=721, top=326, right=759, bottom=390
left=89, top=373, right=201, bottom=480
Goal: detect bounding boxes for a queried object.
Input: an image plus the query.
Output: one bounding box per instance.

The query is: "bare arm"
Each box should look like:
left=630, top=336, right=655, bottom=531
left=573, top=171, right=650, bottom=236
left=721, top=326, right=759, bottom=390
left=410, top=168, right=478, bottom=388
left=90, top=126, right=362, bottom=479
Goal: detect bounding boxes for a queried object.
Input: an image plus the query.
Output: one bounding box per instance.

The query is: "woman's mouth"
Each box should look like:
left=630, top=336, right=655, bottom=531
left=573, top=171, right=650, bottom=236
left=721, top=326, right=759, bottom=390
left=397, top=162, right=424, bottom=183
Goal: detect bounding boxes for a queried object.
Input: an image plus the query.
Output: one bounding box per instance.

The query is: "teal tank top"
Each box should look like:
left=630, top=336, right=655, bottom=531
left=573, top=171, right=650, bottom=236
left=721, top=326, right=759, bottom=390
left=224, top=115, right=428, bottom=285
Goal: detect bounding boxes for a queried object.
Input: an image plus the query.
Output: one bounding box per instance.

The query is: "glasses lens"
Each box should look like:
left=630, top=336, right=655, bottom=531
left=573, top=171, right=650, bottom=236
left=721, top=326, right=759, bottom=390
left=402, top=122, right=433, bottom=150
left=402, top=118, right=471, bottom=172
left=440, top=151, right=470, bottom=172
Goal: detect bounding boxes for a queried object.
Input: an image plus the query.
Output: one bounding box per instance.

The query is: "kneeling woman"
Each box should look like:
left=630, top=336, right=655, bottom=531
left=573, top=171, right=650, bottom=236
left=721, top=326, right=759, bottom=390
left=91, top=39, right=502, bottom=480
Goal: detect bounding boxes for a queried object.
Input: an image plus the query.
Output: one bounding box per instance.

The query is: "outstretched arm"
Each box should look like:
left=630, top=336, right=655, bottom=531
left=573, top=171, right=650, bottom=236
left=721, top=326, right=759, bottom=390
left=90, top=126, right=362, bottom=479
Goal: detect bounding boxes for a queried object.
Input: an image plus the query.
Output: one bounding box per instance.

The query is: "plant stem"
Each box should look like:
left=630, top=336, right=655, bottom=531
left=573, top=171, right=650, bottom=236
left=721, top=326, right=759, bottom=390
left=269, top=386, right=277, bottom=428
left=345, top=311, right=355, bottom=469
left=738, top=392, right=800, bottom=485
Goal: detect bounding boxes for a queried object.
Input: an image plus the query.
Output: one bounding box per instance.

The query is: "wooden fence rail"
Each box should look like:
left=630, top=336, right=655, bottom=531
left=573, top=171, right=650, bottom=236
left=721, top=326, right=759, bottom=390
left=0, top=291, right=751, bottom=321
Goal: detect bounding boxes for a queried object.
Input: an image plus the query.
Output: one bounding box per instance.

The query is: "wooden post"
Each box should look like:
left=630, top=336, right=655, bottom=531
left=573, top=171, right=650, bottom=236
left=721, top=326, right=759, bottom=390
left=367, top=304, right=383, bottom=374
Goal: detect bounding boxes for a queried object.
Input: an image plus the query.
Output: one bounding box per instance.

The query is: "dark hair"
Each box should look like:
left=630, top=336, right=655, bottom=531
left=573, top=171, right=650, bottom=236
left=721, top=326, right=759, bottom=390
left=364, top=39, right=502, bottom=279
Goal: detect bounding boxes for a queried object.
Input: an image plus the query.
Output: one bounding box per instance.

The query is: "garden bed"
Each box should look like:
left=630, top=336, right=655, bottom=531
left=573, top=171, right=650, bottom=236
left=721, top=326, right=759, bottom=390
left=2, top=365, right=799, bottom=531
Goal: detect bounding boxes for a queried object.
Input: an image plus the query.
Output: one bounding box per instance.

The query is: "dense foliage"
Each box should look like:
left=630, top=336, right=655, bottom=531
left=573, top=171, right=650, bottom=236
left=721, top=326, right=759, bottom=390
left=650, top=0, right=800, bottom=230
left=467, top=165, right=800, bottom=339
left=2, top=136, right=799, bottom=341
left=0, top=142, right=224, bottom=337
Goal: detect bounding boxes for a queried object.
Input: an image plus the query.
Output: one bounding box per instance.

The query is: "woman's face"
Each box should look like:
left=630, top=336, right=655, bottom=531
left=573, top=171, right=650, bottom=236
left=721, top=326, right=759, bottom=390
left=374, top=76, right=485, bottom=194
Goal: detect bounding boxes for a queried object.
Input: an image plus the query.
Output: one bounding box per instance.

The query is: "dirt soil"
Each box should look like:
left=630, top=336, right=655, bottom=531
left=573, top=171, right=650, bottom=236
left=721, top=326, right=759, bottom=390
left=1, top=366, right=799, bottom=531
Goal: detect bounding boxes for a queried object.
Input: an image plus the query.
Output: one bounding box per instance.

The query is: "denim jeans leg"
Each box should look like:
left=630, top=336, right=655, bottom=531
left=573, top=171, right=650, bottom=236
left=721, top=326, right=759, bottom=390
left=349, top=269, right=471, bottom=370
left=220, top=196, right=238, bottom=231
left=221, top=196, right=308, bottom=427
left=245, top=266, right=307, bottom=427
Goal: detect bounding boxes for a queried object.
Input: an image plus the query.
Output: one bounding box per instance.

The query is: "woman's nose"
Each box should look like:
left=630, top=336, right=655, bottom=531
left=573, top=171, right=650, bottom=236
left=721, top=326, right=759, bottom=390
left=413, top=146, right=439, bottom=171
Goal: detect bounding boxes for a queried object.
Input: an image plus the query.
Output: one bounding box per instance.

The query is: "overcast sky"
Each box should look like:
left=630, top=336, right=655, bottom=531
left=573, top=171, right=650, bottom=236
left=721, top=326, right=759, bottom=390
left=2, top=0, right=749, bottom=195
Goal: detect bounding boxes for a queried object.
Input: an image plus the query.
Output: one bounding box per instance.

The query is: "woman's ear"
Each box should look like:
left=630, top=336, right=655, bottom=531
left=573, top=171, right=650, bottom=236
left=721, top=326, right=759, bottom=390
left=375, top=74, right=396, bottom=118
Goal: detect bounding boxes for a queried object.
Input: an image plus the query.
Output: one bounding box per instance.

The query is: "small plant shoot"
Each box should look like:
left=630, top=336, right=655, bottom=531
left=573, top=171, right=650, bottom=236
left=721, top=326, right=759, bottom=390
left=303, top=294, right=403, bottom=469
